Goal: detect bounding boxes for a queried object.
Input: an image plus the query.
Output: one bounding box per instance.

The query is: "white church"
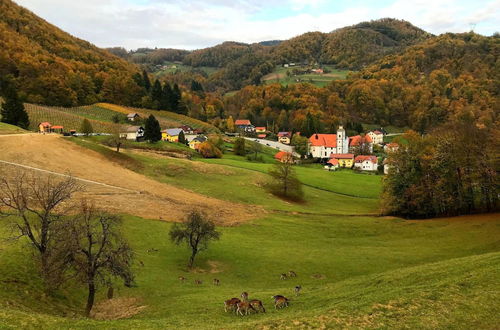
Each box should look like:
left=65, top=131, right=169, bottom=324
left=308, top=126, right=349, bottom=159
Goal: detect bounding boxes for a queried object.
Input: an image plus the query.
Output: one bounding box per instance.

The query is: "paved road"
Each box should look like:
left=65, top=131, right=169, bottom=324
left=244, top=137, right=298, bottom=155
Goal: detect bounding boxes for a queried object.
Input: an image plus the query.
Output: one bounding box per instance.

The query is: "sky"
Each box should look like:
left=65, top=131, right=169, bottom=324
left=15, top=0, right=500, bottom=50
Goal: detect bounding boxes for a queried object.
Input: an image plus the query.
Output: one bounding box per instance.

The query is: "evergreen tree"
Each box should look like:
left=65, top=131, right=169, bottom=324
left=190, top=80, right=203, bottom=92
left=0, top=83, right=29, bottom=129
left=151, top=80, right=163, bottom=109
left=178, top=130, right=186, bottom=144
left=161, top=83, right=173, bottom=110
left=142, top=70, right=151, bottom=92
left=144, top=114, right=161, bottom=143
left=171, top=83, right=181, bottom=113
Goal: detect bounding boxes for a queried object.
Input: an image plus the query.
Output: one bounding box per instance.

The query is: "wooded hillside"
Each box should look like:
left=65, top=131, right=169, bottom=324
left=0, top=0, right=143, bottom=106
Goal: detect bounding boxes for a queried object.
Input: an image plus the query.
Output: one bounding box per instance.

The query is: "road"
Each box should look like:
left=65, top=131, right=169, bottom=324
left=244, top=137, right=298, bottom=156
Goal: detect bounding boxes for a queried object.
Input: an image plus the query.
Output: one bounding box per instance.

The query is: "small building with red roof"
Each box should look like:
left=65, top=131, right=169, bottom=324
left=324, top=157, right=339, bottom=171
left=235, top=119, right=255, bottom=133
left=255, top=126, right=266, bottom=133
left=384, top=142, right=399, bottom=153
left=349, top=134, right=373, bottom=153
left=354, top=155, right=378, bottom=171
left=274, top=151, right=294, bottom=163
left=38, top=122, right=52, bottom=133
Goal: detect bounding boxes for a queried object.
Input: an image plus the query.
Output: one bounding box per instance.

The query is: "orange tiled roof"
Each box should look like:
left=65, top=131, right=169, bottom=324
left=330, top=153, right=354, bottom=159
left=309, top=134, right=337, bottom=147
left=349, top=135, right=372, bottom=146
left=235, top=119, right=251, bottom=126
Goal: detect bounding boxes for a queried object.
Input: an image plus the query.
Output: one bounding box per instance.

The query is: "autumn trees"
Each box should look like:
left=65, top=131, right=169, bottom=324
left=382, top=118, right=498, bottom=218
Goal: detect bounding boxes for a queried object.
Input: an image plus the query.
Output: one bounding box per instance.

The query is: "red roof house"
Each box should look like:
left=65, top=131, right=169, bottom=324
left=349, top=135, right=372, bottom=147
left=309, top=134, right=337, bottom=148
left=274, top=151, right=294, bottom=163
left=235, top=119, right=251, bottom=126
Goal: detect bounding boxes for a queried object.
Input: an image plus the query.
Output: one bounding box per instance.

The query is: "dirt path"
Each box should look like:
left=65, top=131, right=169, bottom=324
left=0, top=135, right=257, bottom=225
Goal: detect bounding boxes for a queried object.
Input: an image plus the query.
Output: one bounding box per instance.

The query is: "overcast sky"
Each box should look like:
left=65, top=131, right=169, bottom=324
left=15, top=0, right=500, bottom=50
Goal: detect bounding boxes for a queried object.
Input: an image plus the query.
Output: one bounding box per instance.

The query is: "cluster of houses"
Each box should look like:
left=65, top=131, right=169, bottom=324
left=271, top=125, right=397, bottom=174
left=120, top=123, right=207, bottom=150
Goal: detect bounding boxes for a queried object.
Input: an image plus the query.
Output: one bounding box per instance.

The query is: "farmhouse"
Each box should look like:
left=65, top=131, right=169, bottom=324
left=180, top=125, right=194, bottom=134
left=189, top=136, right=207, bottom=150
left=38, top=122, right=52, bottom=133
left=255, top=127, right=266, bottom=133
left=278, top=131, right=292, bottom=144
left=367, top=130, right=384, bottom=144
left=162, top=128, right=183, bottom=142
left=384, top=142, right=399, bottom=153
left=354, top=155, right=378, bottom=171
left=51, top=125, right=64, bottom=133
left=324, top=158, right=339, bottom=171
left=235, top=119, right=255, bottom=133
left=349, top=135, right=373, bottom=153
left=120, top=126, right=144, bottom=141
left=309, top=126, right=349, bottom=159
left=329, top=153, right=354, bottom=168
left=127, top=113, right=141, bottom=122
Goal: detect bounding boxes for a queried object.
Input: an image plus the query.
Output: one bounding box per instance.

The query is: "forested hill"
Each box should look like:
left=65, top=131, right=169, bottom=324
left=274, top=18, right=431, bottom=69
left=0, top=0, right=143, bottom=107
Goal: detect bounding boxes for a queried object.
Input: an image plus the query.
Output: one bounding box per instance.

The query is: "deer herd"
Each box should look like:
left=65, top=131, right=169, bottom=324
left=179, top=270, right=301, bottom=317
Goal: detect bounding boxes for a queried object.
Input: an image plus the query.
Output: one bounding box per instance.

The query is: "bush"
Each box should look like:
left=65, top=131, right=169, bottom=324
left=198, top=142, right=222, bottom=158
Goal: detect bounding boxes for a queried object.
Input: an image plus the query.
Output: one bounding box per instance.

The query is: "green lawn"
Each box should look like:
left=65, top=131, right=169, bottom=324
left=0, top=122, right=28, bottom=134
left=262, top=65, right=350, bottom=87
left=0, top=137, right=499, bottom=329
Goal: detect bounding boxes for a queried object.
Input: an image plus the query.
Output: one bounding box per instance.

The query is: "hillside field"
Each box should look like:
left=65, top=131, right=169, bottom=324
left=22, top=103, right=218, bottom=133
left=262, top=65, right=350, bottom=87
left=0, top=135, right=498, bottom=329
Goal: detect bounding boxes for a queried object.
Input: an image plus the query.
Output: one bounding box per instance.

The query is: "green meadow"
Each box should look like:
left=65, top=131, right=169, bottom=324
left=0, top=137, right=499, bottom=329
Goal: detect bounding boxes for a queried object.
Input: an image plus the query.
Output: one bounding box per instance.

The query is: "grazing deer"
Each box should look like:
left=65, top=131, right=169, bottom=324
left=178, top=276, right=186, bottom=283
left=224, top=298, right=241, bottom=313
left=294, top=285, right=302, bottom=295
left=280, top=273, right=287, bottom=280
left=272, top=295, right=289, bottom=309
left=236, top=300, right=256, bottom=316
left=213, top=278, right=220, bottom=286
left=194, top=279, right=202, bottom=285
left=249, top=299, right=266, bottom=313
left=241, top=291, right=249, bottom=301
left=288, top=270, right=297, bottom=277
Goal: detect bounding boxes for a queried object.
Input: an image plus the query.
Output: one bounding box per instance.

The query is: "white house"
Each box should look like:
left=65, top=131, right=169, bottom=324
left=308, top=126, right=349, bottom=159
left=367, top=130, right=384, bottom=145
left=127, top=113, right=141, bottom=122
left=120, top=126, right=145, bottom=141
left=354, top=155, right=378, bottom=171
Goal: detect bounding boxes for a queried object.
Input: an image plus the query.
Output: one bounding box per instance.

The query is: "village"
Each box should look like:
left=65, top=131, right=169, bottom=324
left=37, top=113, right=398, bottom=175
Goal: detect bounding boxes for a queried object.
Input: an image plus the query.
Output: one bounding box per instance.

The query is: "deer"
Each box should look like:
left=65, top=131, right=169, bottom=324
left=224, top=298, right=241, bottom=313
left=249, top=299, right=266, bottom=313
left=194, top=279, right=202, bottom=285
left=236, top=300, right=256, bottom=316
left=294, top=285, right=302, bottom=296
left=178, top=276, right=186, bottom=283
left=272, top=295, right=289, bottom=309
left=280, top=273, right=288, bottom=280
left=213, top=278, right=220, bottom=286
left=288, top=270, right=297, bottom=277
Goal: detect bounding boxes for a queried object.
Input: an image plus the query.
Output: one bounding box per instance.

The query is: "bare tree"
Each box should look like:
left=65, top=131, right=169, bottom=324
left=106, top=126, right=125, bottom=152
left=169, top=210, right=220, bottom=268
left=267, top=161, right=304, bottom=201
left=0, top=171, right=80, bottom=283
left=63, top=201, right=134, bottom=317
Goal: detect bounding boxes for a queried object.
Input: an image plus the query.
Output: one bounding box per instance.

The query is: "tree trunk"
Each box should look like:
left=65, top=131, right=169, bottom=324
left=107, top=286, right=114, bottom=300
left=188, top=250, right=197, bottom=268
left=85, top=282, right=96, bottom=317
left=116, top=143, right=121, bottom=153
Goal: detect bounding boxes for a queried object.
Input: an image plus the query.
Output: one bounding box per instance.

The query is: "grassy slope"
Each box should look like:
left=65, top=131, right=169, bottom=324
left=0, top=138, right=498, bottom=328
left=0, top=122, right=28, bottom=134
